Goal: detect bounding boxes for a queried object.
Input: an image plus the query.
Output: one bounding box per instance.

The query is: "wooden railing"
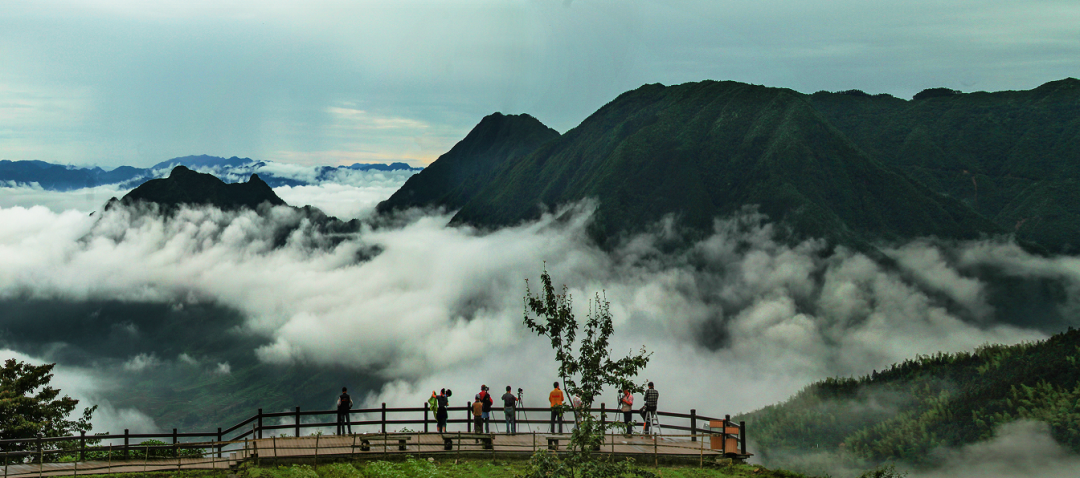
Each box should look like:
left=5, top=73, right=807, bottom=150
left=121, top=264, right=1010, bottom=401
left=0, top=402, right=747, bottom=464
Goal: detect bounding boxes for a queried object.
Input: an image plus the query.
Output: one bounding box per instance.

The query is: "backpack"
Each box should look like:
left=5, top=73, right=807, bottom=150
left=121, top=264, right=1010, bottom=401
left=428, top=394, right=439, bottom=414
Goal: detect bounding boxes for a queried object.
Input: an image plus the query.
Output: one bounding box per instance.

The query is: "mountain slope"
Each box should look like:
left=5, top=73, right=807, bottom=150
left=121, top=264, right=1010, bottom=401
left=376, top=113, right=559, bottom=214
left=808, top=78, right=1080, bottom=252
left=450, top=81, right=1001, bottom=248
left=737, top=327, right=1080, bottom=467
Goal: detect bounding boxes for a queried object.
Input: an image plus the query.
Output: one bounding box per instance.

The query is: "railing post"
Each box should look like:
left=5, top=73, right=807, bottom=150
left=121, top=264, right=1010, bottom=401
left=80, top=430, right=86, bottom=461
left=123, top=429, right=129, bottom=460
left=690, top=409, right=697, bottom=442
left=381, top=403, right=387, bottom=433
left=600, top=403, right=606, bottom=433
left=172, top=428, right=178, bottom=458
left=217, top=428, right=222, bottom=458
left=740, top=421, right=746, bottom=455
left=467, top=401, right=472, bottom=432
left=423, top=402, right=429, bottom=433
left=295, top=407, right=301, bottom=437
left=724, top=415, right=730, bottom=454
left=257, top=409, right=263, bottom=439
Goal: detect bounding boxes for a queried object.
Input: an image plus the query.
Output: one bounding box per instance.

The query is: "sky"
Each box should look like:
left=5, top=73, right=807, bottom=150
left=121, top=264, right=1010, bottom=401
left=2, top=0, right=1078, bottom=169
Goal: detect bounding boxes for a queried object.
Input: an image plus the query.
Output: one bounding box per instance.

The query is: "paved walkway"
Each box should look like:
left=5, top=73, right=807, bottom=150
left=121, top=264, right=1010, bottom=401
left=2, top=433, right=725, bottom=477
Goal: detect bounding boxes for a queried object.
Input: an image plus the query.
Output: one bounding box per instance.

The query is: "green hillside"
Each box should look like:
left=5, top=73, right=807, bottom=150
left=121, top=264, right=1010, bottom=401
left=808, top=78, right=1080, bottom=252
left=449, top=81, right=1001, bottom=249
left=736, top=327, right=1080, bottom=467
left=376, top=79, right=1080, bottom=253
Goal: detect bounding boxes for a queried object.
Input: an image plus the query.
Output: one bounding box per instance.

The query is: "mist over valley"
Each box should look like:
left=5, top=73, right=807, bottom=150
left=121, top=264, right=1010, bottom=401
left=4, top=79, right=1080, bottom=477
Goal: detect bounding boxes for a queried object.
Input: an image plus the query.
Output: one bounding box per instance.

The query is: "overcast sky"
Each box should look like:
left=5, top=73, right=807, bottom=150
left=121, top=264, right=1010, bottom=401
left=2, top=0, right=1078, bottom=168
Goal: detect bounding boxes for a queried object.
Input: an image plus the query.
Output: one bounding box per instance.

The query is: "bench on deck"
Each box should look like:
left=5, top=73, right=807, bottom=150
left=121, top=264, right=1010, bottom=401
left=440, top=433, right=495, bottom=450
left=544, top=435, right=600, bottom=451
left=354, top=433, right=413, bottom=451
left=543, top=435, right=566, bottom=450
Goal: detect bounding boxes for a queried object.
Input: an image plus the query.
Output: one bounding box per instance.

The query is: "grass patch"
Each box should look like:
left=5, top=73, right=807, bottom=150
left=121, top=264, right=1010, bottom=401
left=235, top=457, right=819, bottom=478
left=49, top=457, right=822, bottom=478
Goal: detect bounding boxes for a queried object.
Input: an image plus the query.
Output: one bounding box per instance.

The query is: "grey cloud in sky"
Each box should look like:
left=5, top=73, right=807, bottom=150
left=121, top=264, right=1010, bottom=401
left=2, top=1, right=1078, bottom=167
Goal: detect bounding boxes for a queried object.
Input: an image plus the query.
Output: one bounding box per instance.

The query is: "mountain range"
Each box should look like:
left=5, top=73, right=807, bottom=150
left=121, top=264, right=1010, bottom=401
left=0, top=155, right=421, bottom=190
left=381, top=79, right=1080, bottom=253
left=11, top=78, right=1080, bottom=448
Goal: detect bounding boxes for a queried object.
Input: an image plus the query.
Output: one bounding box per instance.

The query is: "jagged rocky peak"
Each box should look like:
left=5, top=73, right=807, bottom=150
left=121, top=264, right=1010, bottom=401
left=119, top=165, right=287, bottom=211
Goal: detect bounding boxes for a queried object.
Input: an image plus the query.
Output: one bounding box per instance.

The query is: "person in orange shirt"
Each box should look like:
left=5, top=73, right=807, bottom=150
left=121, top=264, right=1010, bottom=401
left=549, top=381, right=565, bottom=433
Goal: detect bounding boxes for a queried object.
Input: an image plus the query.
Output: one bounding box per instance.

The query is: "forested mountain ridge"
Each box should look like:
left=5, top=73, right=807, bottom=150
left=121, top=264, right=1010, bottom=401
left=382, top=79, right=1080, bottom=253
left=448, top=81, right=1002, bottom=249
left=736, top=327, right=1080, bottom=467
left=808, top=78, right=1080, bottom=252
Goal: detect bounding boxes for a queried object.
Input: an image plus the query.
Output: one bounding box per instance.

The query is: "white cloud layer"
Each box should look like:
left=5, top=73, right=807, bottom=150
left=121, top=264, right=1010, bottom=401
left=915, top=420, right=1080, bottom=478
left=0, top=184, right=132, bottom=213
left=271, top=180, right=413, bottom=220
left=0, top=166, right=412, bottom=220
left=3, top=200, right=1073, bottom=421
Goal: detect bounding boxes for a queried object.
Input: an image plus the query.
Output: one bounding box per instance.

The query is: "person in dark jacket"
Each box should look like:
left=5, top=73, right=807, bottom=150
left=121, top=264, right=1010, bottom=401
left=501, top=385, right=518, bottom=434
left=643, top=382, right=660, bottom=433
left=436, top=389, right=450, bottom=433
left=336, top=387, right=353, bottom=435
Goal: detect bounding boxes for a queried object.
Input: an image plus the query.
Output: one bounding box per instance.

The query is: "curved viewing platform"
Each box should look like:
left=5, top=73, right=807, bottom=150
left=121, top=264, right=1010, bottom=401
left=0, top=404, right=751, bottom=477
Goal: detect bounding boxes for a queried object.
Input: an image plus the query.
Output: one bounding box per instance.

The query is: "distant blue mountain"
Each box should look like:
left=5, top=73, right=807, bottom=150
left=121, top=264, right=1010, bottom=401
left=0, top=155, right=422, bottom=191
left=150, top=154, right=255, bottom=170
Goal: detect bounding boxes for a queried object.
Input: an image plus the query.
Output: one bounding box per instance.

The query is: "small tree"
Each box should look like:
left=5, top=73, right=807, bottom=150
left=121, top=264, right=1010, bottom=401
left=0, top=359, right=95, bottom=463
left=521, top=268, right=653, bottom=478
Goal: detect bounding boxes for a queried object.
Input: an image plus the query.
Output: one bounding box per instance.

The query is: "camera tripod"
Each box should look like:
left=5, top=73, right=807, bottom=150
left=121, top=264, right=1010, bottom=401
left=517, top=388, right=532, bottom=433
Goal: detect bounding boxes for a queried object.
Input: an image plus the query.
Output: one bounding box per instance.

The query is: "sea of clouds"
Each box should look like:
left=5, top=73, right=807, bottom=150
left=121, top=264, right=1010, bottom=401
left=4, top=181, right=1080, bottom=476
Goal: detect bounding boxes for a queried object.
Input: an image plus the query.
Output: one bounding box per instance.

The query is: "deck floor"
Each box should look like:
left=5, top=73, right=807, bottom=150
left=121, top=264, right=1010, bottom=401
left=2, top=432, right=725, bottom=477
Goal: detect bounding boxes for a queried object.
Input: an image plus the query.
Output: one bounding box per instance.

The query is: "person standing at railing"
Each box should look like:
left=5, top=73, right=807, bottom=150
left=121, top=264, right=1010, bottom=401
left=472, top=397, right=484, bottom=434
left=619, top=388, right=634, bottom=436
left=336, top=387, right=353, bottom=435
left=502, top=385, right=518, bottom=434
left=475, top=385, right=494, bottom=433
left=643, top=382, right=659, bottom=433
left=571, top=394, right=582, bottom=431
left=549, top=382, right=565, bottom=433
left=436, top=389, right=451, bottom=433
